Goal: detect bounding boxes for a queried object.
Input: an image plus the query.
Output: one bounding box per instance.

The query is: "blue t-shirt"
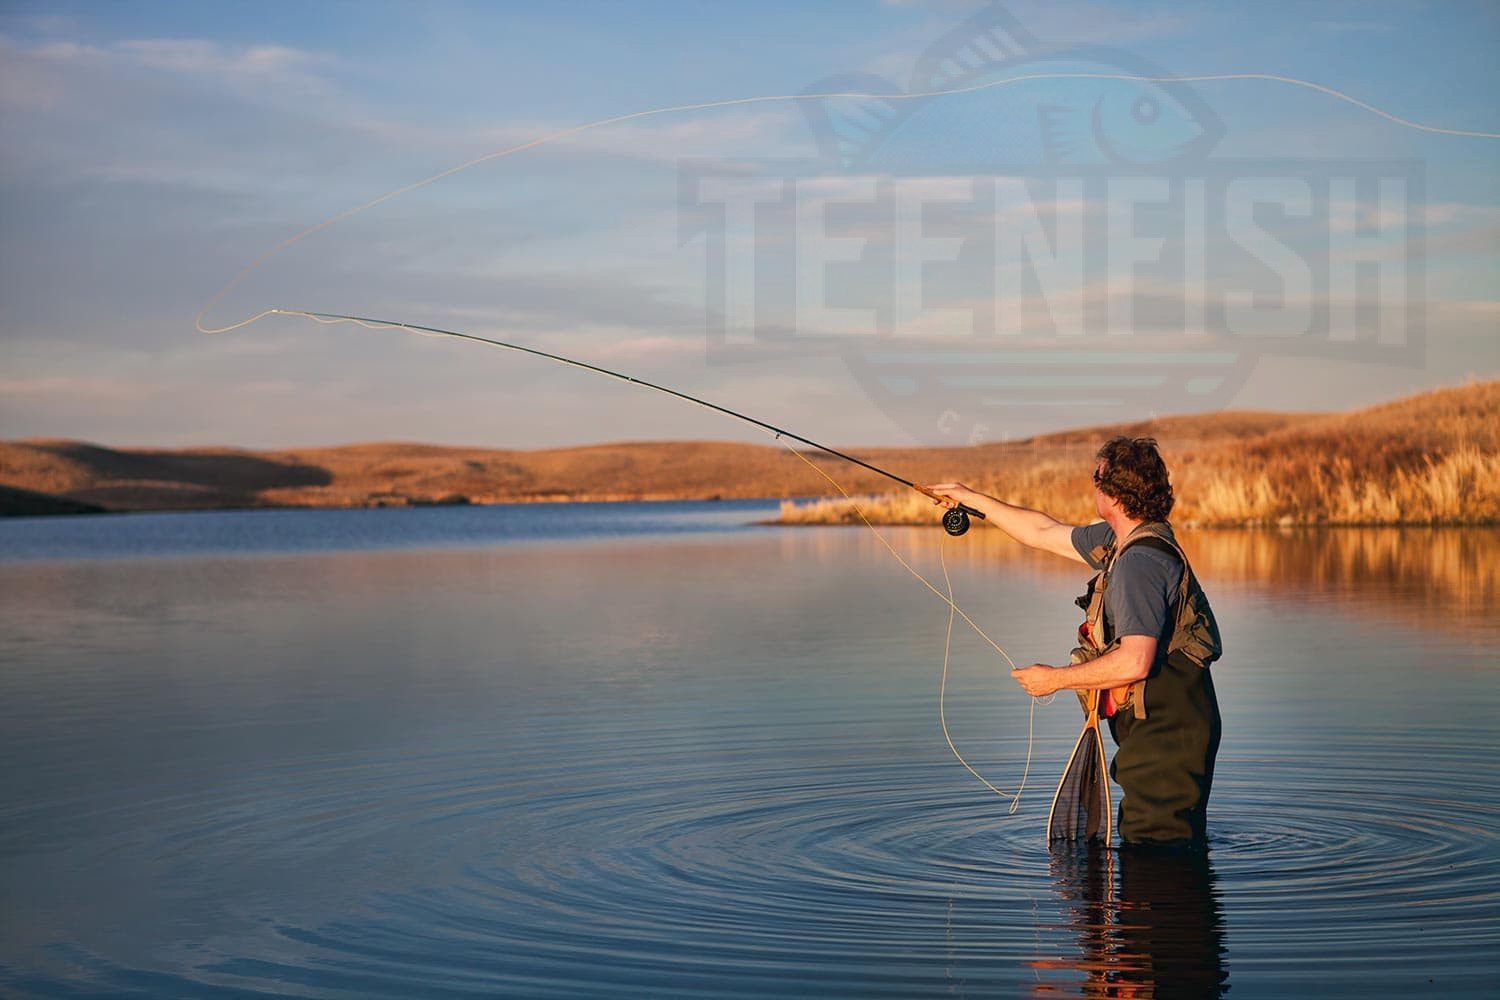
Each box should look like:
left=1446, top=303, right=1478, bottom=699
left=1071, top=522, right=1183, bottom=642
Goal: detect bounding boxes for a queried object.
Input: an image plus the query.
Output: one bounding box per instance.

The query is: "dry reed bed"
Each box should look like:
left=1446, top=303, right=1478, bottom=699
left=779, top=380, right=1500, bottom=527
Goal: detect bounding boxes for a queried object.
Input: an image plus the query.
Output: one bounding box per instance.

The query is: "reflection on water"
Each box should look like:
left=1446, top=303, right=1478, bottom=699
left=1042, top=847, right=1228, bottom=998
left=883, top=524, right=1499, bottom=633
left=0, top=507, right=1495, bottom=996
left=1180, top=527, right=1497, bottom=629
left=0, top=498, right=783, bottom=562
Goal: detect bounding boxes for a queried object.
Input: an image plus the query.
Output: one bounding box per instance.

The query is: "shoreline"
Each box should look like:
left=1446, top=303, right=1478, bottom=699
left=6, top=492, right=1497, bottom=529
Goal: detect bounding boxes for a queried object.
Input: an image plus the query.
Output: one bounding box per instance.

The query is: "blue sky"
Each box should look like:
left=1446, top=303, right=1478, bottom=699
left=1, top=1, right=1495, bottom=449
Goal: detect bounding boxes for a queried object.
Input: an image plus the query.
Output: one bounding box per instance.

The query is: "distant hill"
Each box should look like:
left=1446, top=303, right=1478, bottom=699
left=1, top=379, right=1495, bottom=525
left=0, top=484, right=106, bottom=517
left=0, top=411, right=1301, bottom=516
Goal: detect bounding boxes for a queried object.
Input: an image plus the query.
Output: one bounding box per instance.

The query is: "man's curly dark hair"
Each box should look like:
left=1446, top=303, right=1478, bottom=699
left=1095, top=436, right=1174, bottom=522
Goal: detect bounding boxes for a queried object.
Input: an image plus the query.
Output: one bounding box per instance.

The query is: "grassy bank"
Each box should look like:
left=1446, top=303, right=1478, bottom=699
left=3, top=380, right=1495, bottom=524
left=779, top=380, right=1500, bottom=527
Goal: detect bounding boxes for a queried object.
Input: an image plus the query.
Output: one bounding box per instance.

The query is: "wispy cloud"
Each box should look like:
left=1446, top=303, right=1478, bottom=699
left=115, top=38, right=323, bottom=76
left=590, top=335, right=706, bottom=363
left=382, top=108, right=807, bottom=167
left=0, top=32, right=349, bottom=192
left=0, top=373, right=159, bottom=403
left=2, top=32, right=336, bottom=100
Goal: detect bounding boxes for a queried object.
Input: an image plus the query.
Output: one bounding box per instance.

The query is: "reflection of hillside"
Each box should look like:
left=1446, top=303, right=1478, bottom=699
left=844, top=526, right=1498, bottom=635
left=1177, top=528, right=1497, bottom=625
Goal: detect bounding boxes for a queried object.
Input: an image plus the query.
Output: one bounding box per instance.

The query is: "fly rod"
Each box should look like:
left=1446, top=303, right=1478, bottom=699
left=272, top=308, right=986, bottom=535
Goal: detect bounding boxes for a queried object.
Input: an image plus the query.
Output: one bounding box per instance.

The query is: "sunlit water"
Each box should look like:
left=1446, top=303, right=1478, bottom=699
left=1, top=503, right=1496, bottom=997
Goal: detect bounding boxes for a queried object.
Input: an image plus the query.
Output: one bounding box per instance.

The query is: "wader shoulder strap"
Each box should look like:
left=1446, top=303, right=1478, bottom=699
left=1099, top=524, right=1185, bottom=721
left=1117, top=522, right=1223, bottom=671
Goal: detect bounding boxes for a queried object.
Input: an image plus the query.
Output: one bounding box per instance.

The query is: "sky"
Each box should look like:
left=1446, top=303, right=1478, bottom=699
left=0, top=0, right=1496, bottom=450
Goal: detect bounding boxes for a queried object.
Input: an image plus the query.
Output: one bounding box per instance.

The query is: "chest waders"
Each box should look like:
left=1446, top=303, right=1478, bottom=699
left=1047, top=521, right=1224, bottom=847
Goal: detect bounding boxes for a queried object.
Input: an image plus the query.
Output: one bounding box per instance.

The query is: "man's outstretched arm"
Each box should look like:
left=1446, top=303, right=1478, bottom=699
left=924, top=482, right=1086, bottom=564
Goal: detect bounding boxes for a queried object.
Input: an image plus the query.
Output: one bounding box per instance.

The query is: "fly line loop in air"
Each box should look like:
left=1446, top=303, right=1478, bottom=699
left=197, top=71, right=1498, bottom=337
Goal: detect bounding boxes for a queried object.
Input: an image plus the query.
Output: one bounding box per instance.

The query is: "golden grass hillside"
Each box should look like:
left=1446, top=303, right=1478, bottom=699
left=1, top=379, right=1494, bottom=523
left=780, top=379, right=1500, bottom=527
left=0, top=411, right=1300, bottom=514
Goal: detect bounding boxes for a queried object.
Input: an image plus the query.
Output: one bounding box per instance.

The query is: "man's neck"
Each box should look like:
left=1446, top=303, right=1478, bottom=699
left=1105, top=512, right=1144, bottom=539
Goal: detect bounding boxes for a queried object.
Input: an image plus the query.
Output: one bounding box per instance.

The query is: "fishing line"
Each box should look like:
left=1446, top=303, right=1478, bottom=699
left=196, top=71, right=1497, bottom=336
left=938, top=539, right=1039, bottom=811
left=278, top=307, right=1042, bottom=802
left=779, top=440, right=1043, bottom=807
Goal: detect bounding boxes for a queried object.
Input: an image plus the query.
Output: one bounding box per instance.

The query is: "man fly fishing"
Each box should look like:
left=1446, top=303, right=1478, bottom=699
left=927, top=436, right=1223, bottom=849
left=264, top=312, right=1215, bottom=848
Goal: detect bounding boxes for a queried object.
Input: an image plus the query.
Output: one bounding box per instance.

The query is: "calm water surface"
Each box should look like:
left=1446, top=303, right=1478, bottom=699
left=1, top=503, right=1496, bottom=997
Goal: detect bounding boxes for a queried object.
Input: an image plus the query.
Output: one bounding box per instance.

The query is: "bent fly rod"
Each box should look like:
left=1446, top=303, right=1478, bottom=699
left=272, top=308, right=986, bottom=535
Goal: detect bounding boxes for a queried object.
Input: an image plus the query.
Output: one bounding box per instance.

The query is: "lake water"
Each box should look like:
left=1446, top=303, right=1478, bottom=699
left=1, top=502, right=1496, bottom=997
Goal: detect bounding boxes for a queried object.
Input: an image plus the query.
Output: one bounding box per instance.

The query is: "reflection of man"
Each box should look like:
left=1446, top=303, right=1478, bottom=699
left=928, top=436, right=1223, bottom=846
left=1046, top=845, right=1230, bottom=997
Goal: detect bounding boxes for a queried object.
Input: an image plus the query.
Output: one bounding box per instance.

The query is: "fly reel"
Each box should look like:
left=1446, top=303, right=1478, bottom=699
left=943, top=506, right=980, bottom=536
